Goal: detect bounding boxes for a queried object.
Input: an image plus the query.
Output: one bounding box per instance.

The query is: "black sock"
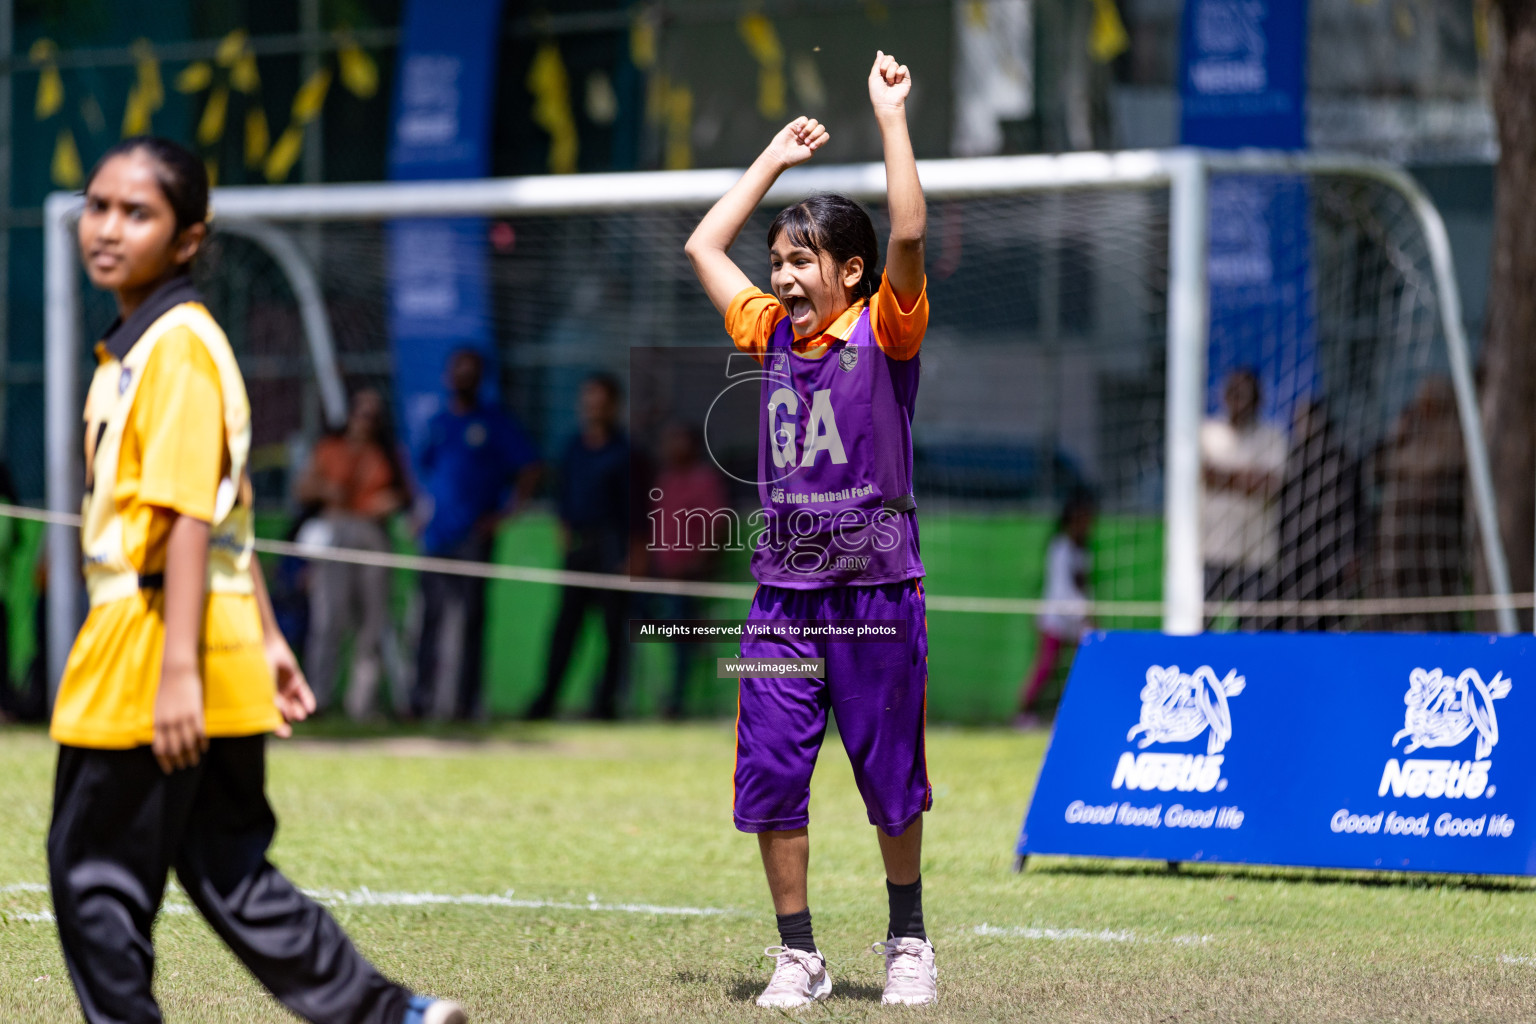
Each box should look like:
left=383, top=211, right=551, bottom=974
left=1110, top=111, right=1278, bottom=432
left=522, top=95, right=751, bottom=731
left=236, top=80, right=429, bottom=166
left=887, top=877, right=926, bottom=942
left=776, top=908, right=816, bottom=953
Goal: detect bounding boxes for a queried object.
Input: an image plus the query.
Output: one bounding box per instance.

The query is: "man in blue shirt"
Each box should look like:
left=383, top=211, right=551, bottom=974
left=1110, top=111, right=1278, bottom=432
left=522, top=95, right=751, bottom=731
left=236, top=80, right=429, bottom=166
left=413, top=349, right=541, bottom=720
left=528, top=373, right=636, bottom=720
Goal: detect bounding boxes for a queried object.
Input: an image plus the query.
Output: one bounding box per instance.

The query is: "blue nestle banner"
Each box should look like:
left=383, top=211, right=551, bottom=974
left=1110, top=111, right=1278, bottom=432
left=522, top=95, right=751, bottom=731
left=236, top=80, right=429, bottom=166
left=1017, top=633, right=1536, bottom=875
left=1202, top=174, right=1317, bottom=424
left=1179, top=0, right=1308, bottom=149
left=1179, top=0, right=1316, bottom=428
left=386, top=0, right=504, bottom=451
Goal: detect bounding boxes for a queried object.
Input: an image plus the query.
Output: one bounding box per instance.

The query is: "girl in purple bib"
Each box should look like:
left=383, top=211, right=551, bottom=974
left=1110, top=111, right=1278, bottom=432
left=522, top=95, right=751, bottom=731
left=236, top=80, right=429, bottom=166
left=685, top=51, right=936, bottom=1008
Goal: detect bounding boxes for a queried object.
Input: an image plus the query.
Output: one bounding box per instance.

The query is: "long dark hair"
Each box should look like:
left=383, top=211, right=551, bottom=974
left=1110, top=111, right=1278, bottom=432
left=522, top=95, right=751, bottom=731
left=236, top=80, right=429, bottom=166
left=85, top=136, right=209, bottom=234
left=767, top=193, right=880, bottom=302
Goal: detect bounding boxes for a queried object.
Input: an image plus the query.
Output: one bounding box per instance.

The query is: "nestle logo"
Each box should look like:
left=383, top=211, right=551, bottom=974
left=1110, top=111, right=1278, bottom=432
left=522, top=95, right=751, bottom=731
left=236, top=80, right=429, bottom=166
left=1377, top=667, right=1511, bottom=801
left=1378, top=759, right=1492, bottom=800
left=1110, top=752, right=1225, bottom=794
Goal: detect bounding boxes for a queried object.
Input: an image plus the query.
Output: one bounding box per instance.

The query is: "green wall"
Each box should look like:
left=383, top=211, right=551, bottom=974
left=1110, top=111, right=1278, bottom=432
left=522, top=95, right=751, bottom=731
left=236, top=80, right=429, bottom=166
left=475, top=511, right=1164, bottom=724
left=4, top=519, right=45, bottom=684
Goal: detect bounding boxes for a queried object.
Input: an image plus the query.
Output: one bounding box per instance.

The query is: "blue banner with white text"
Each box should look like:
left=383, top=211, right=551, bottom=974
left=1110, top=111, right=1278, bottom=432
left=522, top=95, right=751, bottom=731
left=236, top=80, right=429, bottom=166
left=1179, top=0, right=1307, bottom=149
left=1202, top=174, right=1316, bottom=424
left=387, top=0, right=504, bottom=453
left=1017, top=633, right=1536, bottom=875
left=1180, top=0, right=1316, bottom=428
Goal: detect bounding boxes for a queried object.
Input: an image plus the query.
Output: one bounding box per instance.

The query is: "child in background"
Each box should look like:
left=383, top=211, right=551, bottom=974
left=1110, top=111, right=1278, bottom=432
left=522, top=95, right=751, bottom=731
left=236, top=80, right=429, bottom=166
left=1016, top=492, right=1095, bottom=729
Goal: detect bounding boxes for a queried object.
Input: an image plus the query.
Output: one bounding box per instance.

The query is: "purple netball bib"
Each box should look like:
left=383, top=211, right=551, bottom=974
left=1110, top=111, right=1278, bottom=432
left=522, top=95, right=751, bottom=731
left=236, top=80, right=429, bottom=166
left=751, top=303, right=924, bottom=588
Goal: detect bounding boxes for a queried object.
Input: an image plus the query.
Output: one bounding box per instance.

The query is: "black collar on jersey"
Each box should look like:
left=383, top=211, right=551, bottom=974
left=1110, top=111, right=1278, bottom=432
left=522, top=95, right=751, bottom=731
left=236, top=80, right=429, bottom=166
left=99, top=273, right=204, bottom=360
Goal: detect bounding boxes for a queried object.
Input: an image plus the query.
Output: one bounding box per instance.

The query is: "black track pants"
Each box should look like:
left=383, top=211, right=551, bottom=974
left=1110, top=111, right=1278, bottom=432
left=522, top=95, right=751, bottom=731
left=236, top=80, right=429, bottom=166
left=47, top=736, right=412, bottom=1024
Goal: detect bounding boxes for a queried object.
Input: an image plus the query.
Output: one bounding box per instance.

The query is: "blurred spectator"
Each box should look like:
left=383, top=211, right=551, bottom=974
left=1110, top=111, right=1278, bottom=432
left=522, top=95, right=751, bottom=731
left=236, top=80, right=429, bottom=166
left=269, top=511, right=317, bottom=670
left=648, top=423, right=729, bottom=718
left=1275, top=399, right=1365, bottom=631
left=1373, top=377, right=1466, bottom=632
left=413, top=348, right=542, bottom=721
left=1201, top=369, right=1288, bottom=628
left=0, top=462, right=16, bottom=722
left=1015, top=491, right=1095, bottom=729
left=295, top=389, right=408, bottom=719
left=529, top=374, right=634, bottom=720
left=0, top=462, right=45, bottom=723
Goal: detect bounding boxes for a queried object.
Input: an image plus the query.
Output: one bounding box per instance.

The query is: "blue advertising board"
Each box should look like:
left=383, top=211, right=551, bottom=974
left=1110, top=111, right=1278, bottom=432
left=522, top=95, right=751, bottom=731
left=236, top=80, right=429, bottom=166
left=1179, top=0, right=1308, bottom=149
left=1017, top=633, right=1536, bottom=875
left=386, top=0, right=504, bottom=452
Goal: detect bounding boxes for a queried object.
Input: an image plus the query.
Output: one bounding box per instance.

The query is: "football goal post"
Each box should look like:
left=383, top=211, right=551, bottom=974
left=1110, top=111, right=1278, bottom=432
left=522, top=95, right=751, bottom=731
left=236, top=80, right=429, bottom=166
left=41, top=149, right=1518, bottom=686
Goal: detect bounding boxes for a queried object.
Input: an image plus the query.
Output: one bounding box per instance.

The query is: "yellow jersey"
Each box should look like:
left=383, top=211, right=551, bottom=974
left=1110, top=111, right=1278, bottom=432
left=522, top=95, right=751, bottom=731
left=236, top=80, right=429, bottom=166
left=50, top=275, right=281, bottom=748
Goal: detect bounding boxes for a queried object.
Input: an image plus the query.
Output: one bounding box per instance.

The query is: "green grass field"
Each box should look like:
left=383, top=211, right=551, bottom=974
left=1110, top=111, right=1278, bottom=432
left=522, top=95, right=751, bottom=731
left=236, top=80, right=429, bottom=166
left=4, top=723, right=1536, bottom=1023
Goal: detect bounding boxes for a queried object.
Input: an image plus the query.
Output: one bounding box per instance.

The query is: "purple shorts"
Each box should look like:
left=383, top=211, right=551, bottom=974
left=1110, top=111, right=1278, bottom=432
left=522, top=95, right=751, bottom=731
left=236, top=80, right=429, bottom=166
left=733, top=579, right=931, bottom=837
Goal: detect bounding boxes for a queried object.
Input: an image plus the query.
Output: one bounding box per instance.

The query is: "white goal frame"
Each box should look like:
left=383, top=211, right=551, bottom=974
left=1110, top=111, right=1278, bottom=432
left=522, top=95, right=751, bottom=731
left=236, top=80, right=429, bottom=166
left=41, top=149, right=1518, bottom=685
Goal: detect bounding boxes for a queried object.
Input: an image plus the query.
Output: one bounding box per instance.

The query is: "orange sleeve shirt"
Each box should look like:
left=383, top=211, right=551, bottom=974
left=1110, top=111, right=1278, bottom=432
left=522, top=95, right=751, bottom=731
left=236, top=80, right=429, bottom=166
left=51, top=320, right=280, bottom=749
left=724, top=269, right=929, bottom=363
left=310, top=437, right=400, bottom=517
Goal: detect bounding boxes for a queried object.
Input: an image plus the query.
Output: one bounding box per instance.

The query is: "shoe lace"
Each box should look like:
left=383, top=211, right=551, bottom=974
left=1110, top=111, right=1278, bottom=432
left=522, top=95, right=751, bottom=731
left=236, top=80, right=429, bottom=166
left=764, top=945, right=821, bottom=985
left=871, top=940, right=927, bottom=983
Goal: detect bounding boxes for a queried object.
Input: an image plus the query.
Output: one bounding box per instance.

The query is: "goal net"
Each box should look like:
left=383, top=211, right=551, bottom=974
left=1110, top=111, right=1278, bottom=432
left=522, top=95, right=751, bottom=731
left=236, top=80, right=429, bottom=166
left=43, top=152, right=1513, bottom=719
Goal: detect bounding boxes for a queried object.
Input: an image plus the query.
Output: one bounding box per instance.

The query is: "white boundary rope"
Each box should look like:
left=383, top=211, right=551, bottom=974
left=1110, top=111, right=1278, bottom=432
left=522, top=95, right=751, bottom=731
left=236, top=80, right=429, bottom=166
left=6, top=503, right=1530, bottom=620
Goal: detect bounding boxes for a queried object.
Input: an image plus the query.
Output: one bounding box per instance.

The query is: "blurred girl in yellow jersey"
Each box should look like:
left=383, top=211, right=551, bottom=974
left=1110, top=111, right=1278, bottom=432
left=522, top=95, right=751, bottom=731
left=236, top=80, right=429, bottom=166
left=48, top=137, right=464, bottom=1024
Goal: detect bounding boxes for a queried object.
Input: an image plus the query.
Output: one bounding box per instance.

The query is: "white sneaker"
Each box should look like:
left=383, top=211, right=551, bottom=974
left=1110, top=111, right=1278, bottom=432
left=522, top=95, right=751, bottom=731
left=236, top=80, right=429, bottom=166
left=873, top=937, right=937, bottom=1005
left=414, top=1000, right=466, bottom=1024
left=755, top=946, right=832, bottom=1008
left=421, top=998, right=467, bottom=1024
left=403, top=996, right=467, bottom=1024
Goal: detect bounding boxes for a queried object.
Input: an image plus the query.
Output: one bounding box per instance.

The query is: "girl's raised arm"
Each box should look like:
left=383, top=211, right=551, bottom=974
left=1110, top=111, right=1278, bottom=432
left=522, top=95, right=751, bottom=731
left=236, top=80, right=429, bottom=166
left=869, top=51, right=926, bottom=304
left=685, top=117, right=829, bottom=316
